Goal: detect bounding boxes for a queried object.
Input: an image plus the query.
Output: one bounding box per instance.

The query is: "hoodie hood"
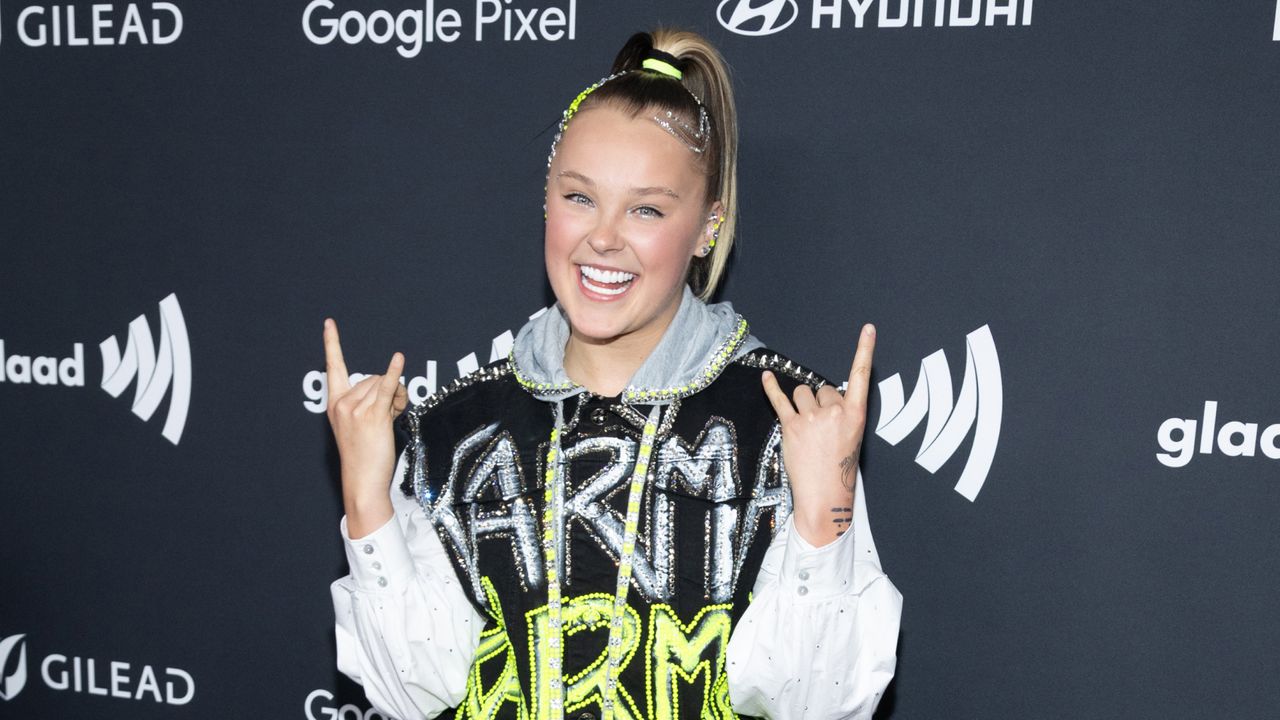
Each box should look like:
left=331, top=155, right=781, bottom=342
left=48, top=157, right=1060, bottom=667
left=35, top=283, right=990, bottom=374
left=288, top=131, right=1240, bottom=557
left=510, top=286, right=764, bottom=405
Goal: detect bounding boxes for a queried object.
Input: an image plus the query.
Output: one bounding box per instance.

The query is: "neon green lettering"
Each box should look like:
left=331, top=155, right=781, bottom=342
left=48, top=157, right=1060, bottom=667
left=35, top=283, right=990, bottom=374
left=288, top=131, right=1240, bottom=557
left=528, top=593, right=644, bottom=720
left=458, top=577, right=528, bottom=719
left=646, top=604, right=734, bottom=719
left=462, top=581, right=742, bottom=719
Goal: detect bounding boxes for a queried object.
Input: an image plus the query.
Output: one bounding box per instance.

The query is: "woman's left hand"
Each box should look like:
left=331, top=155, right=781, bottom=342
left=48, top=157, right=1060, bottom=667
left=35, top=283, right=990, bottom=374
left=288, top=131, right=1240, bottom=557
left=761, top=323, right=876, bottom=546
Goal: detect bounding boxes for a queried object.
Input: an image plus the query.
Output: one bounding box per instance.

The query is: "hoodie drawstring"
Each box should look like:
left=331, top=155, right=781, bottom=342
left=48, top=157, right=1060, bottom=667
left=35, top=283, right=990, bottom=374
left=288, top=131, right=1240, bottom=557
left=539, top=400, right=663, bottom=720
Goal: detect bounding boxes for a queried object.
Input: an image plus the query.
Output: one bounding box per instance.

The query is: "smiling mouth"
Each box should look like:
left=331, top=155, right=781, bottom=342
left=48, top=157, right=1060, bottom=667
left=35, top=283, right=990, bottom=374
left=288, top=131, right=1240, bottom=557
left=579, top=264, right=637, bottom=297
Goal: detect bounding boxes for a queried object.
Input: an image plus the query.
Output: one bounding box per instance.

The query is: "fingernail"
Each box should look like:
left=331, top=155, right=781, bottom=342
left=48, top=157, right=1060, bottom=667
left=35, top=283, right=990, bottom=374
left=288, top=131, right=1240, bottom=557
left=865, top=324, right=876, bottom=337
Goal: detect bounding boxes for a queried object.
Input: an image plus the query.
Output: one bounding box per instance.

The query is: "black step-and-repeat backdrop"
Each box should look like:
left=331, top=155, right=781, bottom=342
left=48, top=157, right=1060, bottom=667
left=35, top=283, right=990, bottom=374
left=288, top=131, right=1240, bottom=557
left=3, top=2, right=1279, bottom=718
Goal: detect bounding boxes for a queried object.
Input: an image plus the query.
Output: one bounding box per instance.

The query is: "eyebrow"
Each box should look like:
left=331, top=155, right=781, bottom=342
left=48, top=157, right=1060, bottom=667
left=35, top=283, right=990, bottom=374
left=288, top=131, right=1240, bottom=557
left=557, top=170, right=680, bottom=200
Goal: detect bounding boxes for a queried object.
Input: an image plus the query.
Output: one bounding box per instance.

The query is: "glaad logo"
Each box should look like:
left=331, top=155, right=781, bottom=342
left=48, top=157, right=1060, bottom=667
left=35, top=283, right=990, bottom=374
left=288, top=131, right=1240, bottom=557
left=874, top=325, right=1002, bottom=501
left=0, top=634, right=28, bottom=701
left=303, top=309, right=545, bottom=413
left=8, top=2, right=183, bottom=47
left=720, top=0, right=1033, bottom=35
left=717, top=0, right=799, bottom=36
left=99, top=293, right=192, bottom=444
left=0, top=293, right=191, bottom=444
left=1156, top=401, right=1280, bottom=468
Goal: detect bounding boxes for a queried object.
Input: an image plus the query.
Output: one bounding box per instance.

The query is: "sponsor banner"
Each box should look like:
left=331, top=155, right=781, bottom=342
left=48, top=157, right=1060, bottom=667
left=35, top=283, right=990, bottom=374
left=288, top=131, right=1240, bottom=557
left=302, top=0, right=578, bottom=58
left=304, top=689, right=387, bottom=720
left=716, top=0, right=1034, bottom=36
left=0, top=633, right=194, bottom=706
left=3, top=1, right=183, bottom=47
left=0, top=293, right=191, bottom=444
left=1157, top=401, right=1280, bottom=468
left=303, top=309, right=545, bottom=413
left=874, top=325, right=1002, bottom=501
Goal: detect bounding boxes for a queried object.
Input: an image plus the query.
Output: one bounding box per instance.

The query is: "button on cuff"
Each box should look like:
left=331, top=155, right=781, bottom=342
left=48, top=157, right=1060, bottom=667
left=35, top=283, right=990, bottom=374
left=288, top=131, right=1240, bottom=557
left=778, top=515, right=858, bottom=602
left=340, top=514, right=415, bottom=592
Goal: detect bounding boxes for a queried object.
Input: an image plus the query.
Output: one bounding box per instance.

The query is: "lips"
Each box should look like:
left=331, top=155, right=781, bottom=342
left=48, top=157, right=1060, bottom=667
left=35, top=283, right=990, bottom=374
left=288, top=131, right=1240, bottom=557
left=579, top=264, right=636, bottom=298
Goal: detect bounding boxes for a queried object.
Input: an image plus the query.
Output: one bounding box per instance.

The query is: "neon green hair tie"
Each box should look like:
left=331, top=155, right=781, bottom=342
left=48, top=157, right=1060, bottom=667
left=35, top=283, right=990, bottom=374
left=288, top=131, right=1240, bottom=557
left=641, top=57, right=683, bottom=80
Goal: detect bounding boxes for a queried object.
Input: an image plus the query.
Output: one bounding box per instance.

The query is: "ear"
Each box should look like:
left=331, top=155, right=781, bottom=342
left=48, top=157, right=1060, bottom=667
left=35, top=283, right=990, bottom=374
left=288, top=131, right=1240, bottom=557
left=695, top=200, right=726, bottom=257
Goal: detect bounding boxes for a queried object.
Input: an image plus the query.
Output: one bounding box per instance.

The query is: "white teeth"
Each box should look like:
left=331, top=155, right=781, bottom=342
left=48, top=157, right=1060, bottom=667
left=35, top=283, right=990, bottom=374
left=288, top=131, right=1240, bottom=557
left=580, top=265, right=636, bottom=284
left=582, top=278, right=629, bottom=295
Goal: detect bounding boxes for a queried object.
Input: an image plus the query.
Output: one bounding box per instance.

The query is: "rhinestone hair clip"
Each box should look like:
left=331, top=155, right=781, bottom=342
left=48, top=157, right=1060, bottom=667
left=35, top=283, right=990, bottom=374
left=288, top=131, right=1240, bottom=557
left=651, top=106, right=710, bottom=154
left=547, top=54, right=712, bottom=167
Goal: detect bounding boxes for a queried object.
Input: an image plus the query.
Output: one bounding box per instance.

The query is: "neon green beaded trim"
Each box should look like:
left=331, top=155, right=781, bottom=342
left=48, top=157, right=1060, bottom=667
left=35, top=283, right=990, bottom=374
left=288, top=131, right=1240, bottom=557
left=511, top=315, right=748, bottom=405
left=510, top=352, right=579, bottom=398
left=541, top=424, right=566, bottom=715
left=621, top=317, right=748, bottom=404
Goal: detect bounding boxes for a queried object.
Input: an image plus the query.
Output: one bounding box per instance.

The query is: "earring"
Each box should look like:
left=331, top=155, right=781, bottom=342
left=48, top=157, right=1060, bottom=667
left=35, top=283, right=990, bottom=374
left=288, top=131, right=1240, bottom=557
left=707, top=213, right=724, bottom=249
left=699, top=244, right=712, bottom=257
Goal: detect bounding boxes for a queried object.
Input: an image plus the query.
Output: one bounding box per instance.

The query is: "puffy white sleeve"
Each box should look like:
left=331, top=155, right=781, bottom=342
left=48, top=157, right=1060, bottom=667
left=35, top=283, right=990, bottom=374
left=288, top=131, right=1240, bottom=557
left=725, top=468, right=902, bottom=720
left=331, top=450, right=484, bottom=720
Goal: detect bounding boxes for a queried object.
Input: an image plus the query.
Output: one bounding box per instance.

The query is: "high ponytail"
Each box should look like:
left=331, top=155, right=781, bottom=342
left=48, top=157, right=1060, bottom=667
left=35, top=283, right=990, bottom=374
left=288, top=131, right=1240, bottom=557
left=575, top=29, right=740, bottom=301
left=651, top=29, right=738, bottom=301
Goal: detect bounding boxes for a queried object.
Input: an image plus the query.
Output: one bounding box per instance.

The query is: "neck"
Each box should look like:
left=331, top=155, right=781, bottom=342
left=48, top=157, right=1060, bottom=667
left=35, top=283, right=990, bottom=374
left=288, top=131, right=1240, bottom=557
left=562, top=303, right=680, bottom=397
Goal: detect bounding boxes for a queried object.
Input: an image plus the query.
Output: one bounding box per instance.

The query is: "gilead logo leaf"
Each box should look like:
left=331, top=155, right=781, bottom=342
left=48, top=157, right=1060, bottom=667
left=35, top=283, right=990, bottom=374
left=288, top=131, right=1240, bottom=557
left=0, top=634, right=28, bottom=701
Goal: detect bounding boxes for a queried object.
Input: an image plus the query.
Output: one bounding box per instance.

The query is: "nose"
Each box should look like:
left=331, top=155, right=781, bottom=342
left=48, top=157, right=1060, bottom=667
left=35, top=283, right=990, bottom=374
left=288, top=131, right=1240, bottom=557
left=586, top=212, right=625, bottom=254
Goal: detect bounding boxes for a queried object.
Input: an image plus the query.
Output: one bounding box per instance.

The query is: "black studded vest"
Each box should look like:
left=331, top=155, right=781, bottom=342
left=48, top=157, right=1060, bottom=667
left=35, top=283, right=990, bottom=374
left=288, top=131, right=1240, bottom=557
left=398, top=350, right=826, bottom=720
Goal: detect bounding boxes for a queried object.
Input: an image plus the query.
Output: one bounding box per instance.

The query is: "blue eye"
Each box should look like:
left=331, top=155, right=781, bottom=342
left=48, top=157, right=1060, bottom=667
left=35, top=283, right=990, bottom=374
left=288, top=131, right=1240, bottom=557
left=635, top=206, right=665, bottom=219
left=564, top=193, right=593, bottom=207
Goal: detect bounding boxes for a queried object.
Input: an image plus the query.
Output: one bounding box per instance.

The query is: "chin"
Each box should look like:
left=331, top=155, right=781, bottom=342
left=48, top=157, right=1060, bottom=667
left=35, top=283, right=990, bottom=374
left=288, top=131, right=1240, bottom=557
left=560, top=300, right=635, bottom=343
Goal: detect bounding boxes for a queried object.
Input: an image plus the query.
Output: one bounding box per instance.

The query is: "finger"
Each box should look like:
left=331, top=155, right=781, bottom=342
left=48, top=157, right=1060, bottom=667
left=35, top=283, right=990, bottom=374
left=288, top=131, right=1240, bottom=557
left=392, top=383, right=409, bottom=415
left=760, top=371, right=796, bottom=421
left=355, top=374, right=386, bottom=413
left=792, top=383, right=817, bottom=414
left=339, top=374, right=378, bottom=410
left=375, top=352, right=405, bottom=411
left=815, top=384, right=842, bottom=407
left=844, top=323, right=877, bottom=408
left=323, top=318, right=351, bottom=395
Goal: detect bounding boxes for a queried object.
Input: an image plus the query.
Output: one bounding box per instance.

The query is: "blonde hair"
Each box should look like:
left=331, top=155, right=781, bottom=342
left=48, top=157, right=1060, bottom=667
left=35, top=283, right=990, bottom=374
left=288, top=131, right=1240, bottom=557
left=581, top=29, right=740, bottom=301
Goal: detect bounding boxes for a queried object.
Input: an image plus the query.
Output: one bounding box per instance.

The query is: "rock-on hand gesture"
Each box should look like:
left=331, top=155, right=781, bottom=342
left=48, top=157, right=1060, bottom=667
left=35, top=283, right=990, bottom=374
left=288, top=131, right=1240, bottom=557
left=323, top=318, right=408, bottom=538
left=761, top=324, right=876, bottom=546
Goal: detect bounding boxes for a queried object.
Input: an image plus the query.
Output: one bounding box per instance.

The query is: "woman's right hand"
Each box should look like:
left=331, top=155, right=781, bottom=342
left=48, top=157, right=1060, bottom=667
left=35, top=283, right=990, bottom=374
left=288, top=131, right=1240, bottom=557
left=324, top=318, right=409, bottom=538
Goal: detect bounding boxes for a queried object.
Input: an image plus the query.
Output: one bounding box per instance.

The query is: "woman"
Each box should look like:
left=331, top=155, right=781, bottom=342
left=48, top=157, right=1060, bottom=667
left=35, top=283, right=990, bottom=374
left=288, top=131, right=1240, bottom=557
left=325, top=29, right=901, bottom=720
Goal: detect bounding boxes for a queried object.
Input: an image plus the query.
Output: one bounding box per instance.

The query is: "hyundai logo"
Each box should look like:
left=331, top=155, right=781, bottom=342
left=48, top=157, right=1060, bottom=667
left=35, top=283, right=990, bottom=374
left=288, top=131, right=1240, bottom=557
left=717, top=0, right=799, bottom=37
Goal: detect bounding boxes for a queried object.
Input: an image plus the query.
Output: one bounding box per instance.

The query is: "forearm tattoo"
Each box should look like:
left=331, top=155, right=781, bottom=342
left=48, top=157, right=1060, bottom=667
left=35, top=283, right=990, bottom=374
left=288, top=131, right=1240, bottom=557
left=833, top=446, right=859, bottom=537
left=838, top=444, right=860, bottom=491
left=832, top=506, right=853, bottom=537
